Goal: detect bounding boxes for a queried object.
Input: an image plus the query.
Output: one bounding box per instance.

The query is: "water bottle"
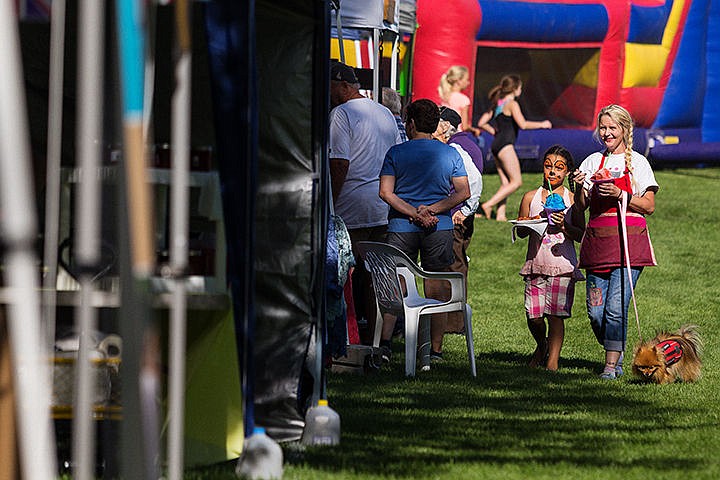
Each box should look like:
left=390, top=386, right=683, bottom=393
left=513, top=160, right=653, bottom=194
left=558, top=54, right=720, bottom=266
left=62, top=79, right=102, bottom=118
left=300, top=399, right=341, bottom=446
left=235, top=427, right=283, bottom=480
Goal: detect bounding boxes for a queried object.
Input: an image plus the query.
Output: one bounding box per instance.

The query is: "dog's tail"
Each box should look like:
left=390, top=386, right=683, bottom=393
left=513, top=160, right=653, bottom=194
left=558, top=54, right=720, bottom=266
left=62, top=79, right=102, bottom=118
left=676, top=324, right=703, bottom=358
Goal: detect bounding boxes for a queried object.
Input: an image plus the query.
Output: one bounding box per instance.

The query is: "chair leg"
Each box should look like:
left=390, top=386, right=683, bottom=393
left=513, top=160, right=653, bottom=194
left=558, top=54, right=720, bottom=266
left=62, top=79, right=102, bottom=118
left=417, top=315, right=431, bottom=371
left=372, top=302, right=383, bottom=348
left=404, top=312, right=419, bottom=377
left=464, top=304, right=477, bottom=377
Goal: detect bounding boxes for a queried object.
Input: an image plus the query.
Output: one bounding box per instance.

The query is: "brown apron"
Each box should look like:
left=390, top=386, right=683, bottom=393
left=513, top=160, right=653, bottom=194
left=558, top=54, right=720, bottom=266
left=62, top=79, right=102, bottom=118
left=579, top=156, right=656, bottom=270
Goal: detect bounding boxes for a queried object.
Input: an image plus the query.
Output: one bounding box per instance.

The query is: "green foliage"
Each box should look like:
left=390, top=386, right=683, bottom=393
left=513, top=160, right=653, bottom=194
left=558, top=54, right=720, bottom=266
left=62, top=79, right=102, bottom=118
left=198, top=168, right=720, bottom=479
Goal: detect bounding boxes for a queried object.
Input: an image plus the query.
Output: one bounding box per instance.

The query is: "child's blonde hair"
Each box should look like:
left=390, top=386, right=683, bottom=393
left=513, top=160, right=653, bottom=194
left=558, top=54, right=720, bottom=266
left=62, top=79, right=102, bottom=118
left=438, top=65, right=469, bottom=102
left=594, top=104, right=636, bottom=185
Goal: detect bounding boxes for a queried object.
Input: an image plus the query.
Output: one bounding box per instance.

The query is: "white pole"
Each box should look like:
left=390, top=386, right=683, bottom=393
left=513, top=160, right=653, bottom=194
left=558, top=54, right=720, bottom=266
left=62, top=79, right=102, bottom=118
left=372, top=28, right=380, bottom=102
left=43, top=0, right=67, bottom=355
left=335, top=6, right=346, bottom=63
left=72, top=1, right=105, bottom=479
left=0, top=0, right=57, bottom=477
left=390, top=33, right=398, bottom=91
left=167, top=1, right=191, bottom=478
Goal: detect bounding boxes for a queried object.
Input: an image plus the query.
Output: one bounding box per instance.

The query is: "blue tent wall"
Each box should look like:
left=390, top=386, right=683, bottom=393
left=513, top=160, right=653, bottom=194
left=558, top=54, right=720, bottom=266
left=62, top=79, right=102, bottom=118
left=204, top=1, right=259, bottom=440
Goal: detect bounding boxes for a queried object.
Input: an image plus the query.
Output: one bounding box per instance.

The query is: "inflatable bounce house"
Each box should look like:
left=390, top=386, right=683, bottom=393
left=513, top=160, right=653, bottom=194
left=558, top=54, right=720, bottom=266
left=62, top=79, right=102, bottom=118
left=413, top=0, right=720, bottom=167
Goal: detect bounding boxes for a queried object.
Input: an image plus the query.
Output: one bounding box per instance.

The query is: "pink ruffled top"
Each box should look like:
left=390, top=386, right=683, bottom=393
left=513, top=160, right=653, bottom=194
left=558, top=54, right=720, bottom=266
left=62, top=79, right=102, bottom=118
left=520, top=188, right=584, bottom=279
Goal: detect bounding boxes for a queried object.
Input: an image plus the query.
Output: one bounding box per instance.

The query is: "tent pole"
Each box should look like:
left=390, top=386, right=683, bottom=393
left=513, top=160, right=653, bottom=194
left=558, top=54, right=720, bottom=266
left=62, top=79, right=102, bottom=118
left=71, top=0, right=105, bottom=478
left=334, top=3, right=346, bottom=63
left=390, top=32, right=398, bottom=91
left=116, top=0, right=161, bottom=478
left=0, top=0, right=57, bottom=477
left=42, top=0, right=67, bottom=356
left=166, top=1, right=192, bottom=478
left=373, top=28, right=380, bottom=101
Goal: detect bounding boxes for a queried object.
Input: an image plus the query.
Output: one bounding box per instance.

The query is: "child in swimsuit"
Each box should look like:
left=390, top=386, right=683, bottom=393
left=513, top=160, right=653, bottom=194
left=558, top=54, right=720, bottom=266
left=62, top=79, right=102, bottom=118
left=477, top=74, right=552, bottom=222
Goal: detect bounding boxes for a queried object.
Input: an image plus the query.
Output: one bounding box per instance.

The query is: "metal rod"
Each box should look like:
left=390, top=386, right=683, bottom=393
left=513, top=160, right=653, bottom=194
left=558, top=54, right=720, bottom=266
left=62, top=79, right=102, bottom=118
left=335, top=6, right=345, bottom=62
left=373, top=28, right=380, bottom=102
left=117, top=0, right=155, bottom=278
left=116, top=1, right=161, bottom=478
left=390, top=33, right=398, bottom=90
left=0, top=0, right=57, bottom=476
left=71, top=0, right=105, bottom=478
left=42, top=0, right=67, bottom=354
left=167, top=1, right=192, bottom=477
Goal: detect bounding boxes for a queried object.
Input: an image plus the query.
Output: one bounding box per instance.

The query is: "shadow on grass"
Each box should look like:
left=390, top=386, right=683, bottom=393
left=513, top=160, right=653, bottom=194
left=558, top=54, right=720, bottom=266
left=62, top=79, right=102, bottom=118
left=482, top=349, right=599, bottom=372
left=285, top=348, right=706, bottom=478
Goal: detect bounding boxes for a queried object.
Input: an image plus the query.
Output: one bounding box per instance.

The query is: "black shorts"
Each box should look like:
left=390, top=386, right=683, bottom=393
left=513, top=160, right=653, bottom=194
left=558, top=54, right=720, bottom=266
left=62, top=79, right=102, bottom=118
left=386, top=229, right=454, bottom=271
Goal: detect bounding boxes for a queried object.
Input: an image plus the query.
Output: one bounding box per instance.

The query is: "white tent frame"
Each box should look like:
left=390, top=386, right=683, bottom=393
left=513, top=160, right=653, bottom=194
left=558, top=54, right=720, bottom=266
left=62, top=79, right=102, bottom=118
left=332, top=0, right=401, bottom=99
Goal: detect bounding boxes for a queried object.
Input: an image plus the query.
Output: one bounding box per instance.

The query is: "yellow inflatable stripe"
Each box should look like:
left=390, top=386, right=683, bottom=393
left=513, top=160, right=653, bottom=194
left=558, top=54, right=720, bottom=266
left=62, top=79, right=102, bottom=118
left=572, top=51, right=600, bottom=88
left=623, top=43, right=669, bottom=87
left=662, top=0, right=686, bottom=48
left=572, top=0, right=686, bottom=89
left=622, top=0, right=686, bottom=88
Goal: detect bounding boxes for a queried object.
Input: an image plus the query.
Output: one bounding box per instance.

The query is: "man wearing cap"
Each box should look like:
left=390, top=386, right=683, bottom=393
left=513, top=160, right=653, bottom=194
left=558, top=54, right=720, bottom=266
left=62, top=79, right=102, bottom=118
left=437, top=107, right=485, bottom=333
left=378, top=99, right=470, bottom=363
left=329, top=61, right=402, bottom=345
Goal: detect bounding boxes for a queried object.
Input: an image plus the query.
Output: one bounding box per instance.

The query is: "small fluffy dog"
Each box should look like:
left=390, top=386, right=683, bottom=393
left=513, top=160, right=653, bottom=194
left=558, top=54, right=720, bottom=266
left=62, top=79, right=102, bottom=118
left=632, top=324, right=703, bottom=384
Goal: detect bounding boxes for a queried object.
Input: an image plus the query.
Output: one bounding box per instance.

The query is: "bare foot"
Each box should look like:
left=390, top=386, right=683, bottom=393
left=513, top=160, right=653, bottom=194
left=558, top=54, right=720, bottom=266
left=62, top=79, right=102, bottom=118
left=480, top=203, right=493, bottom=219
left=528, top=342, right=548, bottom=368
left=546, top=354, right=559, bottom=371
left=496, top=215, right=507, bottom=222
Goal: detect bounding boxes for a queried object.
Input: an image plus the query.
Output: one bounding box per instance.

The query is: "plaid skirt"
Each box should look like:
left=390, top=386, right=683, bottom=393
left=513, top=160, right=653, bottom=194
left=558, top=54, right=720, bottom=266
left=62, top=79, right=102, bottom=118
left=524, top=275, right=576, bottom=319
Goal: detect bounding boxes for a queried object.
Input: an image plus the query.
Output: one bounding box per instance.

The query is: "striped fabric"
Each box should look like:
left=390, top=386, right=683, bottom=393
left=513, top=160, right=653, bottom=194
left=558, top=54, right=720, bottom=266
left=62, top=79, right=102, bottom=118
left=658, top=339, right=683, bottom=366
left=524, top=275, right=575, bottom=319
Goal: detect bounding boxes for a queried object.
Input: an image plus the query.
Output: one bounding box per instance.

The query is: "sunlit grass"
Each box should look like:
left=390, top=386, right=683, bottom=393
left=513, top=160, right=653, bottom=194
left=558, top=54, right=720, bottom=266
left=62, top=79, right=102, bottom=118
left=198, top=168, right=720, bottom=479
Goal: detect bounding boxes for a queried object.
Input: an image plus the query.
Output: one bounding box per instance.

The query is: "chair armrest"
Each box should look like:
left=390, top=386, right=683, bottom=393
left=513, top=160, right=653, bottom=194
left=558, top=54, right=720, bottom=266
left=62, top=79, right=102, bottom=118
left=397, top=266, right=466, bottom=303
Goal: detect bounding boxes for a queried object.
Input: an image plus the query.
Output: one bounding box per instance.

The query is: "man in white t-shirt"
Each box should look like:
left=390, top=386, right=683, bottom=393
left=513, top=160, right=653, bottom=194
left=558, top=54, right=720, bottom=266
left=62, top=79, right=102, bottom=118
left=329, top=61, right=402, bottom=345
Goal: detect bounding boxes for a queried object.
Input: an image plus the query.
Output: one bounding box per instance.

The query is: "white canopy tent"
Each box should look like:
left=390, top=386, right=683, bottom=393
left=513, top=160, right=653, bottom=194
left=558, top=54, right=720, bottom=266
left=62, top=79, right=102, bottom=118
left=331, top=0, right=400, bottom=97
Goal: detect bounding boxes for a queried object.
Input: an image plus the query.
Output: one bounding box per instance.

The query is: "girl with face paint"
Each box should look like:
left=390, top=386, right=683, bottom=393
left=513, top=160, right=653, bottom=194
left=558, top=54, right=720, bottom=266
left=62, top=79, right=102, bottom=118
left=516, top=145, right=585, bottom=371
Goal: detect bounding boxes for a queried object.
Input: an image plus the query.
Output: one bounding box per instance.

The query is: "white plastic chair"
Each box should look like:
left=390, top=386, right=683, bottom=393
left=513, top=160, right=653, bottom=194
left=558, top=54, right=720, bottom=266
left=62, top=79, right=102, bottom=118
left=356, top=241, right=476, bottom=377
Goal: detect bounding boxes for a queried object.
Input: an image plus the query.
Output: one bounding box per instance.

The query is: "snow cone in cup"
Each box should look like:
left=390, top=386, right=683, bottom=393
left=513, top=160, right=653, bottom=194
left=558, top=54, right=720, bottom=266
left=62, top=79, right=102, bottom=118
left=590, top=167, right=614, bottom=183
left=543, top=193, right=566, bottom=225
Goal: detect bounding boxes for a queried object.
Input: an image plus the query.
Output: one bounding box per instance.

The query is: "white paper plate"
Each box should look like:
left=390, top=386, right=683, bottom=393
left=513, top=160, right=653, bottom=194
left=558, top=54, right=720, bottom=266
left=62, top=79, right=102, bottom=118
left=509, top=218, right=548, bottom=225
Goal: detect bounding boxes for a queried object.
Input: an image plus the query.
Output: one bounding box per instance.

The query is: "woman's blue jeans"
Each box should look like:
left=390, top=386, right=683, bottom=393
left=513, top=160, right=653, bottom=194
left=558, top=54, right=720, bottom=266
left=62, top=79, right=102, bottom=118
left=586, top=267, right=642, bottom=352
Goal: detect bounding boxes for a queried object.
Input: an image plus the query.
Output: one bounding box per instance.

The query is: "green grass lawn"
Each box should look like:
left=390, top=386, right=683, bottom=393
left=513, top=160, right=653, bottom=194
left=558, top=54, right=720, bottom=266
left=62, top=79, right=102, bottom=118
left=193, top=167, right=720, bottom=479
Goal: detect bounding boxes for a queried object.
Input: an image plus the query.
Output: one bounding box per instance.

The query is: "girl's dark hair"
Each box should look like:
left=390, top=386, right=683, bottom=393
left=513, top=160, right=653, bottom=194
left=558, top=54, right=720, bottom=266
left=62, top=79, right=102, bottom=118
left=542, top=144, right=576, bottom=192
left=487, top=74, right=522, bottom=111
